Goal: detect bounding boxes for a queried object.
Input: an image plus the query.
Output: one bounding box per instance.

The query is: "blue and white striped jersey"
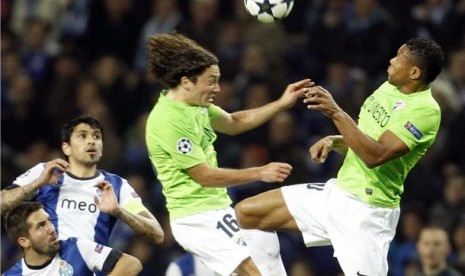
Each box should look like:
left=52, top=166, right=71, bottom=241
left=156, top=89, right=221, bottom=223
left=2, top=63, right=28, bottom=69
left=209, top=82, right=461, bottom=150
left=2, top=238, right=119, bottom=276
left=12, top=163, right=143, bottom=246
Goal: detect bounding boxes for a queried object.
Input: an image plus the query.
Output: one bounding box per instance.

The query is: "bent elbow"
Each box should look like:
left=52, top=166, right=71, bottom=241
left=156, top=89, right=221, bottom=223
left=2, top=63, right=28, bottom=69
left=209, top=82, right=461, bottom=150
left=363, top=157, right=385, bottom=169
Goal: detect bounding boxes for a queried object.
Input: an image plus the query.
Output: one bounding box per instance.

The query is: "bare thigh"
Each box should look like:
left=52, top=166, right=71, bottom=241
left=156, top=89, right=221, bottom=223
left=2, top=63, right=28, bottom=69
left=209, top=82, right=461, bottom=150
left=235, top=188, right=298, bottom=231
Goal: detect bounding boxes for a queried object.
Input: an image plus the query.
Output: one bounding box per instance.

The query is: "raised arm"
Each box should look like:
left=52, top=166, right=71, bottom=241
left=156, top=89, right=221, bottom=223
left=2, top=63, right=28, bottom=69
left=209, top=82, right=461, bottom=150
left=94, top=181, right=165, bottom=244
left=212, top=79, right=313, bottom=135
left=186, top=162, right=292, bottom=187
left=1, top=159, right=68, bottom=215
left=304, top=86, right=409, bottom=168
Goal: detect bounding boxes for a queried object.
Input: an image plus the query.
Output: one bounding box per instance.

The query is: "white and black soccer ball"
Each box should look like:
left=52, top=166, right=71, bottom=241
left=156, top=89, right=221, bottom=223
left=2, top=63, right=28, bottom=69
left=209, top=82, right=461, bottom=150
left=177, top=138, right=193, bottom=154
left=244, top=0, right=294, bottom=23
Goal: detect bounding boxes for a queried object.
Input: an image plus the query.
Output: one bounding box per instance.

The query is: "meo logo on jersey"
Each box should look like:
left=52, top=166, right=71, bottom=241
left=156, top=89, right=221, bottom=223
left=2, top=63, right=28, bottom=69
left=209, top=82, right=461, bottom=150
left=177, top=138, right=193, bottom=154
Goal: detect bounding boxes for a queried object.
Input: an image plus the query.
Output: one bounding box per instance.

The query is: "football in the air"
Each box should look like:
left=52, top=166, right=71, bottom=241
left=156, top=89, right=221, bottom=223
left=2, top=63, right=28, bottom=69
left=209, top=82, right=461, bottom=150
left=244, top=0, right=294, bottom=23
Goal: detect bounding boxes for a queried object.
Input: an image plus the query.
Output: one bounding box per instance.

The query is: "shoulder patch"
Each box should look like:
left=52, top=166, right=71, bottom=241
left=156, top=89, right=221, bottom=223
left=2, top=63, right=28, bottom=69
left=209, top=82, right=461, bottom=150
left=392, top=100, right=406, bottom=111
left=404, top=121, right=423, bottom=140
left=177, top=138, right=193, bottom=154
left=94, top=243, right=104, bottom=253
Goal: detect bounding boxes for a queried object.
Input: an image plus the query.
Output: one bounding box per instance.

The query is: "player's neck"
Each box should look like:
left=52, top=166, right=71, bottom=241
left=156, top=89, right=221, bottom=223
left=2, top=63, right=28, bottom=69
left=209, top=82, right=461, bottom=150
left=67, top=163, right=98, bottom=178
left=398, top=82, right=430, bottom=94
left=24, top=250, right=55, bottom=267
left=166, top=87, right=190, bottom=104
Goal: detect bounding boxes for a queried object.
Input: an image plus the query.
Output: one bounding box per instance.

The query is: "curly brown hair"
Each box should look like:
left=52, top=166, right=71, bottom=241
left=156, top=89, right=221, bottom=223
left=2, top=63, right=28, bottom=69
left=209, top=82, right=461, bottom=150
left=147, top=31, right=219, bottom=88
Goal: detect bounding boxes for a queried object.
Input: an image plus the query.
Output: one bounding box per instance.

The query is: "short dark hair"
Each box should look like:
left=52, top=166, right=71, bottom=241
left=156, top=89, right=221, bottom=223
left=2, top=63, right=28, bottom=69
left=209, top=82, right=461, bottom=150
left=61, top=115, right=104, bottom=143
left=4, top=202, right=44, bottom=247
left=147, top=31, right=219, bottom=88
left=405, top=38, right=445, bottom=83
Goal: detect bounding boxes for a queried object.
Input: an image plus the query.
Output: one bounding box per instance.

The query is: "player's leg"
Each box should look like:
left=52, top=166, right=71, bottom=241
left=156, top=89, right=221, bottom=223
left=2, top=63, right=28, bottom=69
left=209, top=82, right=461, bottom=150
left=325, top=184, right=400, bottom=276
left=235, top=188, right=299, bottom=231
left=234, top=257, right=261, bottom=275
left=242, top=229, right=287, bottom=276
left=234, top=188, right=295, bottom=275
left=171, top=208, right=263, bottom=276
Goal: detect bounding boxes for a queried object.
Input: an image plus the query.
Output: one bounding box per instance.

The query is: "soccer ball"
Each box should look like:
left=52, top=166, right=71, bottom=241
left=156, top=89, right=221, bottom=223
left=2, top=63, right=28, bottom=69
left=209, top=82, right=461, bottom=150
left=244, top=0, right=294, bottom=23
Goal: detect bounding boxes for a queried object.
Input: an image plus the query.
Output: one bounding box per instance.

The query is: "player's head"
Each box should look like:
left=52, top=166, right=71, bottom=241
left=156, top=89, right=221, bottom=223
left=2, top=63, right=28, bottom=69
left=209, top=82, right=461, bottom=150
left=404, top=38, right=445, bottom=83
left=416, top=225, right=451, bottom=269
left=4, top=202, right=59, bottom=255
left=146, top=31, right=219, bottom=88
left=61, top=115, right=104, bottom=165
left=388, top=38, right=444, bottom=86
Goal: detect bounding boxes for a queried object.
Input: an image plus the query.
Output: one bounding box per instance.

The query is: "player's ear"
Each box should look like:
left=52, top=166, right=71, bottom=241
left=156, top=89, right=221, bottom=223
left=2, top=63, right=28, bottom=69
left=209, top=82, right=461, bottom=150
left=410, top=66, right=422, bottom=80
left=181, top=76, right=192, bottom=92
left=17, top=236, right=31, bottom=249
left=62, top=142, right=71, bottom=157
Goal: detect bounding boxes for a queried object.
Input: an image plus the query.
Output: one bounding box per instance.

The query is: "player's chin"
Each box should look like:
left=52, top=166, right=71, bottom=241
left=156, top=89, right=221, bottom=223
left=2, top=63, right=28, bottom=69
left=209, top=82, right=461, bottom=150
left=201, top=100, right=213, bottom=107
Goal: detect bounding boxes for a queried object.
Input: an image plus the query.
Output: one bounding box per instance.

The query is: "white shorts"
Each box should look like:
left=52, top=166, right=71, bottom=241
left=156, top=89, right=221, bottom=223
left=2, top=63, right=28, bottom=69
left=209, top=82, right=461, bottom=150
left=170, top=206, right=250, bottom=276
left=282, top=179, right=400, bottom=276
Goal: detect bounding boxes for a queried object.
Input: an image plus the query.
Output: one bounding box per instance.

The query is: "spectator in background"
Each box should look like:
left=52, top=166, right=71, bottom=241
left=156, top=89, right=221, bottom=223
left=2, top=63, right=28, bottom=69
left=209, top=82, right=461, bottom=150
left=390, top=207, right=427, bottom=276
left=451, top=221, right=465, bottom=273
left=85, top=0, right=142, bottom=66
left=134, top=0, right=182, bottom=72
left=177, top=0, right=221, bottom=54
left=9, top=0, right=67, bottom=39
left=267, top=111, right=311, bottom=185
left=411, top=0, right=455, bottom=52
left=429, top=170, right=465, bottom=234
left=1, top=74, right=52, bottom=153
left=1, top=50, right=23, bottom=108
left=91, top=54, right=138, bottom=135
left=416, top=226, right=463, bottom=276
left=343, top=0, right=397, bottom=85
left=304, top=0, right=351, bottom=81
left=20, top=18, right=58, bottom=89
left=45, top=53, right=82, bottom=137
left=235, top=82, right=274, bottom=146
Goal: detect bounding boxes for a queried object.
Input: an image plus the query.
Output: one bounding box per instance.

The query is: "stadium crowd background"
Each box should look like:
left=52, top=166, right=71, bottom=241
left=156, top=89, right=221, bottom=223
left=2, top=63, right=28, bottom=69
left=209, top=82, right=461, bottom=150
left=1, top=0, right=464, bottom=275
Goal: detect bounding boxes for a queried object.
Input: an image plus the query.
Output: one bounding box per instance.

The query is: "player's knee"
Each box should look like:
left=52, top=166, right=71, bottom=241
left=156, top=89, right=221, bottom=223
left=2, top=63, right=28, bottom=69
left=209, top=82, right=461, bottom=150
left=235, top=200, right=256, bottom=229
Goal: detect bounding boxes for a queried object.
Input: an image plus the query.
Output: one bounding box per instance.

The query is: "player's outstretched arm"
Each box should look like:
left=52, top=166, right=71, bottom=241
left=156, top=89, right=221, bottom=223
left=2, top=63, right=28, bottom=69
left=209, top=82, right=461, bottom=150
left=304, top=86, right=409, bottom=168
left=107, top=253, right=143, bottom=276
left=187, top=162, right=292, bottom=187
left=1, top=159, right=68, bottom=215
left=94, top=181, right=165, bottom=244
left=212, top=79, right=314, bottom=135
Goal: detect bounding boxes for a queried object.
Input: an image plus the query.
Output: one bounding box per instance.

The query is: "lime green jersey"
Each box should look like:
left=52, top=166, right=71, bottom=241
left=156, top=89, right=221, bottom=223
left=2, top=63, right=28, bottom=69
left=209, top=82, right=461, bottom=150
left=146, top=94, right=232, bottom=220
left=337, top=81, right=441, bottom=208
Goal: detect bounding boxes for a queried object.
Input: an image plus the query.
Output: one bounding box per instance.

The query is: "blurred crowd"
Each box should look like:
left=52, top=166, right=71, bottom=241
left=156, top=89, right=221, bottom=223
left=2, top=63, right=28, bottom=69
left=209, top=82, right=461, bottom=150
left=1, top=0, right=464, bottom=275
